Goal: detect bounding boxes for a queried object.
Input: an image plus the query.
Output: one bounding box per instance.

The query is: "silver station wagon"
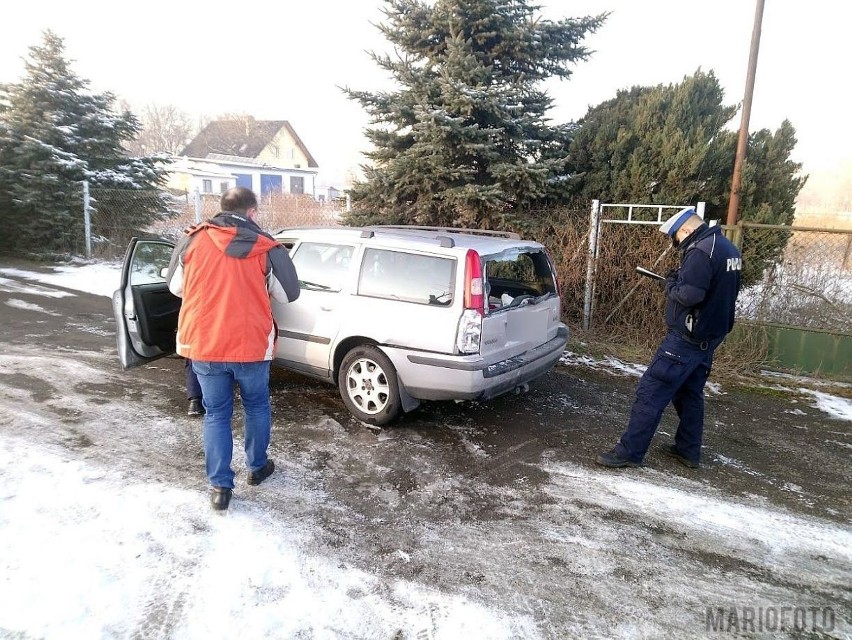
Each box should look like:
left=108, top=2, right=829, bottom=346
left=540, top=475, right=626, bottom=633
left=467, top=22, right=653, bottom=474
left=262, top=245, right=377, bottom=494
left=113, top=226, right=569, bottom=424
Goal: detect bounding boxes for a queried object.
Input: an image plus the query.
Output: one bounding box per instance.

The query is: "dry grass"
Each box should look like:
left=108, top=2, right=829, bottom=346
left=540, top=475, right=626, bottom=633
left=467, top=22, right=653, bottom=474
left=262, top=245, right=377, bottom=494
left=514, top=207, right=773, bottom=379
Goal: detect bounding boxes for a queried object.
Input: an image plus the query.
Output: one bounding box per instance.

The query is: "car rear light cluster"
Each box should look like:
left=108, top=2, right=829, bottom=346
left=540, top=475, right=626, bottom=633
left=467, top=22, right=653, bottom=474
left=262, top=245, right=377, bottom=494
left=457, top=249, right=483, bottom=354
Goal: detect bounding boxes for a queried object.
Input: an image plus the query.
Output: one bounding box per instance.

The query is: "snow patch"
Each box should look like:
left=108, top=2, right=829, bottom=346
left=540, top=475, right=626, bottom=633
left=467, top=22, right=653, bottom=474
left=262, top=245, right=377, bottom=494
left=4, top=298, right=60, bottom=314
left=0, top=263, right=120, bottom=298
left=798, top=389, right=852, bottom=422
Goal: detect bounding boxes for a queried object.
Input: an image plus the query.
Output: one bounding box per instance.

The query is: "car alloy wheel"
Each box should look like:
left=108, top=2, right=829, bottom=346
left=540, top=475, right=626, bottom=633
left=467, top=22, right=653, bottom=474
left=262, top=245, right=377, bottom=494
left=338, top=345, right=402, bottom=425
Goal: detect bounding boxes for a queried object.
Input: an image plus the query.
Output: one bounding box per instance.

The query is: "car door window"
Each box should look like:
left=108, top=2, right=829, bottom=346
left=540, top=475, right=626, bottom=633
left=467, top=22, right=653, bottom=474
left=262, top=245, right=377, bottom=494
left=130, top=242, right=173, bottom=286
left=358, top=248, right=455, bottom=306
left=290, top=242, right=354, bottom=292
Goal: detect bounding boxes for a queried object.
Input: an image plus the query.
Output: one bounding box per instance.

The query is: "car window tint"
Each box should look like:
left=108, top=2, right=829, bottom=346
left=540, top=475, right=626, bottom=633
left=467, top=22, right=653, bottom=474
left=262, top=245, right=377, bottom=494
left=358, top=248, right=455, bottom=306
left=130, top=242, right=173, bottom=286
left=290, top=242, right=354, bottom=292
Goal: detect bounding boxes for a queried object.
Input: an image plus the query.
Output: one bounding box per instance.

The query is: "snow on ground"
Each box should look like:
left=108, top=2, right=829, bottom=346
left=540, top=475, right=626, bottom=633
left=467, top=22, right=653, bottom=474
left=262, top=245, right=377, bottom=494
left=560, top=350, right=647, bottom=378
left=0, top=435, right=530, bottom=639
left=798, top=389, right=852, bottom=422
left=4, top=298, right=60, bottom=315
left=0, top=261, right=120, bottom=298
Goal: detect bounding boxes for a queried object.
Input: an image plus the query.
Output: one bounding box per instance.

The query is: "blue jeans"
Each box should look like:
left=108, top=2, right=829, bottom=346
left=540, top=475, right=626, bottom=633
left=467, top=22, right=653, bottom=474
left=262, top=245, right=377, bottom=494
left=615, top=332, right=722, bottom=464
left=191, top=360, right=272, bottom=489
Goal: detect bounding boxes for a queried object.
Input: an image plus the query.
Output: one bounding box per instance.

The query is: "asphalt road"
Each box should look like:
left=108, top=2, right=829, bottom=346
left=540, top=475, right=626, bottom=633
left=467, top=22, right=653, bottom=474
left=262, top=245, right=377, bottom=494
left=1, top=260, right=849, bottom=638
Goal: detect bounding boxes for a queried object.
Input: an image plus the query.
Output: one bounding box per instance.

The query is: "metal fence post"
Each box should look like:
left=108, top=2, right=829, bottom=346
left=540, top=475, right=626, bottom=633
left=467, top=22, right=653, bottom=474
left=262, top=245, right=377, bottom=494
left=82, top=180, right=92, bottom=259
left=194, top=187, right=202, bottom=224
left=583, top=199, right=601, bottom=331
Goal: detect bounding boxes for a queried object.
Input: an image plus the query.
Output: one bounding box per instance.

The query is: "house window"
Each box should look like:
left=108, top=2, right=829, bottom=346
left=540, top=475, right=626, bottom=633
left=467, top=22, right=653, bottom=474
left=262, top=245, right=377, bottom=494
left=290, top=177, right=304, bottom=194
left=202, top=179, right=212, bottom=193
left=261, top=174, right=283, bottom=196
left=219, top=181, right=229, bottom=193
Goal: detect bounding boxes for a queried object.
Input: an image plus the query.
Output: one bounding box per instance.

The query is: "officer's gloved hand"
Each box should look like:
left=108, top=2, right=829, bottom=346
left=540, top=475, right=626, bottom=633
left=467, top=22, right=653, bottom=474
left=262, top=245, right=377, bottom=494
left=664, top=269, right=678, bottom=292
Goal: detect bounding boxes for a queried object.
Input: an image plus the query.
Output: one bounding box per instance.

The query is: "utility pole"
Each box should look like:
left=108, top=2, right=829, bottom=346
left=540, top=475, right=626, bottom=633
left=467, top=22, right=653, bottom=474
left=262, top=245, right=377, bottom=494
left=726, top=0, right=766, bottom=226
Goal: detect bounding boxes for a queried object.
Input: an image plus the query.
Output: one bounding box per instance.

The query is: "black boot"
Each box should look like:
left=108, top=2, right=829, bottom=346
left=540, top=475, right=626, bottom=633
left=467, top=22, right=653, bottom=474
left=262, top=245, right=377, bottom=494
left=664, top=445, right=699, bottom=469
left=247, top=460, right=275, bottom=486
left=211, top=487, right=232, bottom=511
left=188, top=398, right=205, bottom=416
left=595, top=448, right=641, bottom=468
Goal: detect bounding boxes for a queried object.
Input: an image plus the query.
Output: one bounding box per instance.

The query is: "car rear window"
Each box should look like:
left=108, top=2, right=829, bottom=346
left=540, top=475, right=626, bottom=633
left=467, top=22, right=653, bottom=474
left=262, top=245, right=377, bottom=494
left=484, top=250, right=556, bottom=310
left=358, top=248, right=455, bottom=306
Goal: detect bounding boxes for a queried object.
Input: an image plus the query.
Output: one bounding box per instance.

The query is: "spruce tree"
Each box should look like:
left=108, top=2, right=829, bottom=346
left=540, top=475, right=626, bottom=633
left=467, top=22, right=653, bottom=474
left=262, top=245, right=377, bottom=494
left=344, top=0, right=606, bottom=228
left=0, top=31, right=167, bottom=255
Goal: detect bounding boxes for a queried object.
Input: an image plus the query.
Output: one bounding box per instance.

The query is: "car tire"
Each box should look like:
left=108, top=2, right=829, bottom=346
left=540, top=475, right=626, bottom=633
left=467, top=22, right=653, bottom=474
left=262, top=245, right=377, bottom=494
left=338, top=345, right=402, bottom=426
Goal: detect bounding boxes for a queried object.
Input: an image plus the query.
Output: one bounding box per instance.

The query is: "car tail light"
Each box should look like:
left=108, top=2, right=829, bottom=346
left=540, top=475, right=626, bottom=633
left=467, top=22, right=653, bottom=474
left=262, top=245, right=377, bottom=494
left=457, top=249, right=483, bottom=354
left=463, top=249, right=485, bottom=315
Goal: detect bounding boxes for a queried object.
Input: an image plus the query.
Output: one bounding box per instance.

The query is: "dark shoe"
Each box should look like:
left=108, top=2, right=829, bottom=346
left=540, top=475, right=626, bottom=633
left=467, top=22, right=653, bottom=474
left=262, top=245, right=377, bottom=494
left=188, top=398, right=205, bottom=416
left=664, top=445, right=699, bottom=469
left=595, top=449, right=641, bottom=468
left=211, top=487, right=232, bottom=511
left=247, top=460, right=275, bottom=486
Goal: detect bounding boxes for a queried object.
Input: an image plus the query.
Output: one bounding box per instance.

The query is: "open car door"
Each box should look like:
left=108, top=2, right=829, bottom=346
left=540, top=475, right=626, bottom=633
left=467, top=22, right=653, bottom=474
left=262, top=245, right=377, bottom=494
left=112, top=238, right=180, bottom=369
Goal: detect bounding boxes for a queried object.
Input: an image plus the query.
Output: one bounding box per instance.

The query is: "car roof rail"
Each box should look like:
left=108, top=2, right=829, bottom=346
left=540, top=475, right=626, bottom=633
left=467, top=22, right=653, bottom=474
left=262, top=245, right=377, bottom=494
left=368, top=225, right=522, bottom=240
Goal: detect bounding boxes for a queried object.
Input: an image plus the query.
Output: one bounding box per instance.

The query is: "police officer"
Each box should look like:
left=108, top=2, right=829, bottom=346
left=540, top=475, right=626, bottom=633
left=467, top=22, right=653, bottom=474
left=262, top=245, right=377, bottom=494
left=597, top=207, right=742, bottom=469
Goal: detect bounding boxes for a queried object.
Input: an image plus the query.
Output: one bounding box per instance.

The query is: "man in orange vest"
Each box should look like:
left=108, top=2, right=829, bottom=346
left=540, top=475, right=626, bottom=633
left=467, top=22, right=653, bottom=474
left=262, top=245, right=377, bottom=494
left=167, top=187, right=300, bottom=510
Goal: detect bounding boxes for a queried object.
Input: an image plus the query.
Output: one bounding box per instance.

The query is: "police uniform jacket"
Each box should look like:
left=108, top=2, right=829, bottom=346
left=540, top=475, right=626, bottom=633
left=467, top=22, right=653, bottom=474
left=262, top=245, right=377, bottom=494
left=664, top=224, right=742, bottom=343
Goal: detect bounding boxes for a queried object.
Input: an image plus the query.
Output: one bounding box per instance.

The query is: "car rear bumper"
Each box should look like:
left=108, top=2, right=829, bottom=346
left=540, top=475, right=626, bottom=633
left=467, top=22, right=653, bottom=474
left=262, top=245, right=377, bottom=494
left=384, top=325, right=569, bottom=401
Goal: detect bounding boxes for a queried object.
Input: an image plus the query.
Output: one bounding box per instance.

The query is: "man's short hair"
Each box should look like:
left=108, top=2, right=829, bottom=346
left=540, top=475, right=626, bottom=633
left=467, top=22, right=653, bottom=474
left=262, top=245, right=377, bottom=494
left=220, top=187, right=258, bottom=214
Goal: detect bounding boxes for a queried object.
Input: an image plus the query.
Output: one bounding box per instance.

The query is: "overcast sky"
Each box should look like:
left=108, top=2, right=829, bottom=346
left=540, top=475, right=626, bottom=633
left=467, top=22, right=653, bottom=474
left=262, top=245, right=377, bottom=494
left=2, top=0, right=849, bottom=187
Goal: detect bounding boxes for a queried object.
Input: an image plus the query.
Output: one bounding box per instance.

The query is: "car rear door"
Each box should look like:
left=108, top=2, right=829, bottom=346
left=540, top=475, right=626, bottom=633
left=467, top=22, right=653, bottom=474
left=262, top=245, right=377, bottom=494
left=272, top=240, right=355, bottom=377
left=112, top=238, right=180, bottom=369
left=479, top=247, right=562, bottom=359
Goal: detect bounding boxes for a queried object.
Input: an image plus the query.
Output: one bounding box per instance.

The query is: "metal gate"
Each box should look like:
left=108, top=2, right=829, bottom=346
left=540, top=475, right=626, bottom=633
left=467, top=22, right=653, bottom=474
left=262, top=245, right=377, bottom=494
left=582, top=200, right=705, bottom=330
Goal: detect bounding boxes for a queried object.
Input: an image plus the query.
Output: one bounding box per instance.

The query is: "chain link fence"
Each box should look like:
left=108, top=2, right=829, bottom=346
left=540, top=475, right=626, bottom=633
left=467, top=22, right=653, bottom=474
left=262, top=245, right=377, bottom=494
left=86, top=185, right=344, bottom=260
left=735, top=222, right=852, bottom=333
left=565, top=205, right=852, bottom=348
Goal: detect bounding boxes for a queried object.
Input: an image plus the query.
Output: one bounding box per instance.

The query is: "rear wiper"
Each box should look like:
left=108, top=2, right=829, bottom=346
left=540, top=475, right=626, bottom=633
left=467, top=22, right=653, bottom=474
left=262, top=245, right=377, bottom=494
left=299, top=280, right=331, bottom=290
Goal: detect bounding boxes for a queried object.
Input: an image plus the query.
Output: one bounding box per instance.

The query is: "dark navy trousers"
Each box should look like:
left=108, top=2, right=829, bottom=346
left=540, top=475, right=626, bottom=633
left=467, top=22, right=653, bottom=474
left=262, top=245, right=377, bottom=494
left=615, top=331, right=722, bottom=464
left=185, top=357, right=202, bottom=400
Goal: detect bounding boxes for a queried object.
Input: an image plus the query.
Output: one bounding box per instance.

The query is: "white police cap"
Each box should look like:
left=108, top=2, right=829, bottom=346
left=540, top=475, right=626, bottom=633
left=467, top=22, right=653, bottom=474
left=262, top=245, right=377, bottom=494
left=660, top=207, right=695, bottom=236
